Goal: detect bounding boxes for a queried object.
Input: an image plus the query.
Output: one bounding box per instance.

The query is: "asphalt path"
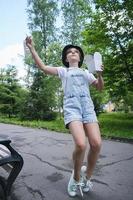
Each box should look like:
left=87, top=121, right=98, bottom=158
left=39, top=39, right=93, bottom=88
left=0, top=123, right=133, bottom=200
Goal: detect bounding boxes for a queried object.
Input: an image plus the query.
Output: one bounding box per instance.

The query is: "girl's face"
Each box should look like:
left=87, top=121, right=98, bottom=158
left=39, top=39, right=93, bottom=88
left=66, top=48, right=80, bottom=64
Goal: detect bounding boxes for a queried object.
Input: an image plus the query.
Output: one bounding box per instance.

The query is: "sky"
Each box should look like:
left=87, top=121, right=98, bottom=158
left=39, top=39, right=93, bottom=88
left=0, top=0, right=30, bottom=82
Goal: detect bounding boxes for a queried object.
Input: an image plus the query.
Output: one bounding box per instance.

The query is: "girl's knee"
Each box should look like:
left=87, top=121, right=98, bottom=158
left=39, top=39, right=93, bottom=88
left=76, top=142, right=86, bottom=152
left=90, top=140, right=102, bottom=153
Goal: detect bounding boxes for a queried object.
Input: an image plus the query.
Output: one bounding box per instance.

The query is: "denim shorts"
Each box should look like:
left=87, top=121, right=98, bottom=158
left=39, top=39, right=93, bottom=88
left=63, top=95, right=98, bottom=128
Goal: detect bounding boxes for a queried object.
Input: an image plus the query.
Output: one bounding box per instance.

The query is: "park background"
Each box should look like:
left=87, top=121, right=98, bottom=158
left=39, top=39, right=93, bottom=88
left=0, top=0, right=133, bottom=140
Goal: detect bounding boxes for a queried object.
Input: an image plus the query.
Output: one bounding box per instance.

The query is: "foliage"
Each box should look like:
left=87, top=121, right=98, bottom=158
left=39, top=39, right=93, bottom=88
left=90, top=86, right=108, bottom=115
left=61, top=0, right=92, bottom=44
left=82, top=0, right=133, bottom=111
left=24, top=0, right=61, bottom=120
left=27, top=0, right=59, bottom=49
left=0, top=66, right=27, bottom=117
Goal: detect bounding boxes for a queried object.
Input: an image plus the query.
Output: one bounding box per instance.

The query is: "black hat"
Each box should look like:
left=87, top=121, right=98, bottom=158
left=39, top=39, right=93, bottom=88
left=62, top=44, right=84, bottom=68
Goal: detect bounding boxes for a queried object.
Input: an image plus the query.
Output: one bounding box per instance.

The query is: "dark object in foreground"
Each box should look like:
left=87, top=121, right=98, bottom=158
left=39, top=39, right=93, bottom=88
left=0, top=140, right=24, bottom=199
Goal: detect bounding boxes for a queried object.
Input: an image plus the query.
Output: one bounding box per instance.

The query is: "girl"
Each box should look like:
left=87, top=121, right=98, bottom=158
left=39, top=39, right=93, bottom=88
left=25, top=37, right=104, bottom=197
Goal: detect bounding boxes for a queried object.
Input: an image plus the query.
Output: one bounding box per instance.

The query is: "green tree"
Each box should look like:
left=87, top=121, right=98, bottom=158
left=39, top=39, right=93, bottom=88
left=82, top=0, right=133, bottom=111
left=27, top=0, right=59, bottom=54
left=0, top=66, right=27, bottom=117
left=61, top=0, right=91, bottom=44
left=25, top=0, right=61, bottom=120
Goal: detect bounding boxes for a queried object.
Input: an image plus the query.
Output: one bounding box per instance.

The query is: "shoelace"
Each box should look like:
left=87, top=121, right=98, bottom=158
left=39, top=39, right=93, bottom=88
left=76, top=182, right=85, bottom=197
left=86, top=179, right=93, bottom=189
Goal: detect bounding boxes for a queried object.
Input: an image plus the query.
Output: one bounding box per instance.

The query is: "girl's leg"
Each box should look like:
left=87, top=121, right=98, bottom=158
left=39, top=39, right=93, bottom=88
left=84, top=122, right=102, bottom=179
left=69, top=121, right=86, bottom=182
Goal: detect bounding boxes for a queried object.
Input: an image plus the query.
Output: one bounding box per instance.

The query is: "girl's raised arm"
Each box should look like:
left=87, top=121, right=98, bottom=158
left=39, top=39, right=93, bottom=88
left=25, top=36, right=58, bottom=75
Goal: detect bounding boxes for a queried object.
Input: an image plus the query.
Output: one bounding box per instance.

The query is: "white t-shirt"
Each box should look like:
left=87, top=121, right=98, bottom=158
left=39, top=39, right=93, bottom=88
left=56, top=67, right=96, bottom=92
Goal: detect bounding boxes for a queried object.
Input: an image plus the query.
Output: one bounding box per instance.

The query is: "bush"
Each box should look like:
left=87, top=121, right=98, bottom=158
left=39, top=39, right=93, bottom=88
left=42, top=111, right=57, bottom=121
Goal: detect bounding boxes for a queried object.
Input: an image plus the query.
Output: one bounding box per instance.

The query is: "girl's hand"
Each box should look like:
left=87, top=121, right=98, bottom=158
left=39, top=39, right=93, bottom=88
left=96, top=65, right=104, bottom=76
left=25, top=36, right=34, bottom=50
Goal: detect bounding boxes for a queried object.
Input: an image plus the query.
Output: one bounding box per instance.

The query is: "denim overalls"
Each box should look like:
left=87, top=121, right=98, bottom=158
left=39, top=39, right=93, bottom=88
left=63, top=68, right=98, bottom=128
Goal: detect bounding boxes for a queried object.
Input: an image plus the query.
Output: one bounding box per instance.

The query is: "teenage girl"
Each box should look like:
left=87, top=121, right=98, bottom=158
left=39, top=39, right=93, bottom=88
left=25, top=37, right=104, bottom=197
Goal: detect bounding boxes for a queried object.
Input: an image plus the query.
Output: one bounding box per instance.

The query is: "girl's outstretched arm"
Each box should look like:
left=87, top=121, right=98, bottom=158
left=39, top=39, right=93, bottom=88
left=25, top=36, right=58, bottom=75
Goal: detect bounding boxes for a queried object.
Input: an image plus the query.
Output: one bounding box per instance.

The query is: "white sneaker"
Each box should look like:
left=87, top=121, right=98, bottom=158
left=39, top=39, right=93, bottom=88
left=81, top=166, right=93, bottom=193
left=67, top=170, right=84, bottom=197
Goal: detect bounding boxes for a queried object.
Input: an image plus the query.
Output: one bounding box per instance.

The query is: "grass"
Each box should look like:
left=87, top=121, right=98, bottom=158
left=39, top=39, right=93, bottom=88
left=0, top=112, right=133, bottom=140
left=98, top=113, right=133, bottom=140
left=0, top=116, right=68, bottom=133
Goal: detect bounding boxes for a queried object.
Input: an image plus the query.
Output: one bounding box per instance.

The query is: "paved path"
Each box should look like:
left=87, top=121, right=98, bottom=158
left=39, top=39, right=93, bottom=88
left=0, top=123, right=133, bottom=200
